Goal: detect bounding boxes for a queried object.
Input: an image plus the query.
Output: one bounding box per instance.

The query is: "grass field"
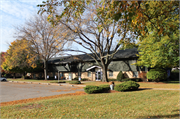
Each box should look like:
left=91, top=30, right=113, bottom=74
left=1, top=90, right=179, bottom=118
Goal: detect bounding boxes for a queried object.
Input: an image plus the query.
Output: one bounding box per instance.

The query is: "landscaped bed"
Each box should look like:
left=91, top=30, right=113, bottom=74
left=1, top=90, right=179, bottom=118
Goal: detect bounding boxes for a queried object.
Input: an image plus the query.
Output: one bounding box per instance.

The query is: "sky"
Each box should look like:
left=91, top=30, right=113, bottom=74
left=0, top=0, right=44, bottom=53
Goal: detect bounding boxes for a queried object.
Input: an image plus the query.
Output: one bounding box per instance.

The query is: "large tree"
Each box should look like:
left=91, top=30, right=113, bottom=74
left=1, top=39, right=39, bottom=78
left=0, top=52, right=7, bottom=77
left=38, top=0, right=138, bottom=82
left=131, top=1, right=179, bottom=68
left=16, top=14, right=70, bottom=80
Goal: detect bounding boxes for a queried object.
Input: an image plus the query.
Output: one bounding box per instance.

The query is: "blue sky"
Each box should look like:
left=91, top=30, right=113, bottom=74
left=0, top=0, right=43, bottom=52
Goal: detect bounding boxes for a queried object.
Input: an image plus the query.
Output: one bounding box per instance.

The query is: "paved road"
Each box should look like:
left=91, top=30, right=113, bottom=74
left=0, top=82, right=84, bottom=103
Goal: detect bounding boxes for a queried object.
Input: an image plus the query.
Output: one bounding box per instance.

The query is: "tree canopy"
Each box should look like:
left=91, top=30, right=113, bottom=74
left=134, top=1, right=179, bottom=68
left=37, top=0, right=179, bottom=82
left=16, top=14, right=70, bottom=80
left=1, top=39, right=40, bottom=77
left=38, top=0, right=139, bottom=82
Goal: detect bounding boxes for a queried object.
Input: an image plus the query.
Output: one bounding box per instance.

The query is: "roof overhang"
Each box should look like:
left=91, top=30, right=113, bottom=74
left=86, top=66, right=101, bottom=71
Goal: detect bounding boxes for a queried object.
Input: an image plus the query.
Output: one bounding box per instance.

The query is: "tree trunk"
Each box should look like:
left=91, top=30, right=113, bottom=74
left=102, top=65, right=109, bottom=82
left=23, top=72, right=26, bottom=79
left=13, top=73, right=15, bottom=79
left=44, top=61, right=48, bottom=80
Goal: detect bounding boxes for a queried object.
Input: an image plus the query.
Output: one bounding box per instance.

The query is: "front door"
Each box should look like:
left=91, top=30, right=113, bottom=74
left=69, top=73, right=72, bottom=80
left=96, top=71, right=102, bottom=81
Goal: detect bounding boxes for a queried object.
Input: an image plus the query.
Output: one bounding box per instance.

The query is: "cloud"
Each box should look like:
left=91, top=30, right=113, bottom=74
left=0, top=0, right=43, bottom=52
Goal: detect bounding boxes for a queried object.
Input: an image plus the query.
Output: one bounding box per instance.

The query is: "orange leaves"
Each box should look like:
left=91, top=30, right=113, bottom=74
left=158, top=28, right=163, bottom=35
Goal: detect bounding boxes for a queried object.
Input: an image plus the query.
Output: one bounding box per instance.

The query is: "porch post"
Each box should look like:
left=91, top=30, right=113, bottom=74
left=58, top=71, right=59, bottom=83
left=78, top=62, right=82, bottom=81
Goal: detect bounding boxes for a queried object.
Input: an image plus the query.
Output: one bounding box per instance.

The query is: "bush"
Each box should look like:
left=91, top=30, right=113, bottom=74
left=170, top=70, right=179, bottom=81
left=114, top=81, right=140, bottom=92
left=108, top=78, right=117, bottom=81
left=72, top=77, right=78, bottom=81
left=147, top=68, right=167, bottom=82
left=84, top=85, right=110, bottom=94
left=81, top=78, right=89, bottom=81
left=58, top=81, right=66, bottom=83
left=117, top=71, right=124, bottom=82
left=99, top=85, right=110, bottom=92
left=68, top=81, right=81, bottom=84
left=84, top=85, right=102, bottom=94
left=121, top=78, right=142, bottom=82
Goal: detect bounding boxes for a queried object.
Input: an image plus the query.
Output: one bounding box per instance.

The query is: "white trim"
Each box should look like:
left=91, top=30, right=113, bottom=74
left=86, top=66, right=101, bottom=71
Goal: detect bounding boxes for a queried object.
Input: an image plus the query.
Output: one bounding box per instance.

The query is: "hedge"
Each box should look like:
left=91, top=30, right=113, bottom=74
left=84, top=85, right=110, bottom=94
left=121, top=78, right=142, bottom=82
left=81, top=78, right=89, bottom=81
left=117, top=71, right=124, bottom=82
left=114, top=81, right=140, bottom=92
left=68, top=81, right=81, bottom=84
left=147, top=68, right=167, bottom=82
left=170, top=70, right=179, bottom=81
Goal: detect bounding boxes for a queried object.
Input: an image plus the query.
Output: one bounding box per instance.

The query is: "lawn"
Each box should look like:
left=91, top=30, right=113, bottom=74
left=7, top=78, right=180, bottom=89
left=1, top=90, right=179, bottom=118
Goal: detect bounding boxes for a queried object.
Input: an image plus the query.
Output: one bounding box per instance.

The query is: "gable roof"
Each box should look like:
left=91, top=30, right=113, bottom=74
left=48, top=48, right=138, bottom=64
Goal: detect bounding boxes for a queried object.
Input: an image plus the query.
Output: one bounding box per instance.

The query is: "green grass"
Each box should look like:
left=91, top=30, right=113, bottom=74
left=7, top=78, right=180, bottom=89
left=1, top=90, right=179, bottom=118
left=82, top=81, right=180, bottom=89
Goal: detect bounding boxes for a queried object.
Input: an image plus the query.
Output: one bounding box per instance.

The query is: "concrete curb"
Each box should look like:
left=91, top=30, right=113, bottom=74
left=7, top=81, right=86, bottom=87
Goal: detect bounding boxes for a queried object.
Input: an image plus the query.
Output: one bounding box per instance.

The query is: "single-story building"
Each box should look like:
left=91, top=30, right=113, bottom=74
left=45, top=48, right=147, bottom=81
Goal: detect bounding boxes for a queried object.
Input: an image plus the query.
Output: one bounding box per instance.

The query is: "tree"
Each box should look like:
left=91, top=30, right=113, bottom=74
left=95, top=1, right=179, bottom=68
left=132, top=1, right=179, bottom=68
left=1, top=39, right=39, bottom=78
left=38, top=0, right=137, bottom=82
left=0, top=52, right=6, bottom=77
left=16, top=14, right=70, bottom=80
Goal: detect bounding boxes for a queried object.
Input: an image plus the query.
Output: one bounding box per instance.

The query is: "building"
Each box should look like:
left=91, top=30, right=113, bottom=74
left=46, top=48, right=147, bottom=81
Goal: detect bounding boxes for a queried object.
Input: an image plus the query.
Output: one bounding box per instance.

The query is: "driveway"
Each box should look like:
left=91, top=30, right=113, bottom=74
left=0, top=82, right=84, bottom=103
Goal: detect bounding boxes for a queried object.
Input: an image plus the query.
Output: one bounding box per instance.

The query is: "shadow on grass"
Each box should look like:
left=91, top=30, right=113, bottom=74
left=139, top=113, right=180, bottom=118
left=163, top=80, right=180, bottom=84
left=118, top=88, right=153, bottom=92
left=139, top=109, right=180, bottom=118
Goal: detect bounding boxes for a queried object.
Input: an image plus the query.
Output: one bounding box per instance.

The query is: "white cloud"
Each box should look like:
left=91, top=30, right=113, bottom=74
left=0, top=0, right=43, bottom=52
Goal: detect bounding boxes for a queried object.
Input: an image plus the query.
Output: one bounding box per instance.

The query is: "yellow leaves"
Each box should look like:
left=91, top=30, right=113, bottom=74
left=158, top=28, right=163, bottom=35
left=132, top=19, right=137, bottom=25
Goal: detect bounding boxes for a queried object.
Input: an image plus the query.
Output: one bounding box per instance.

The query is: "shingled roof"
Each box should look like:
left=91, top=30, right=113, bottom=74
left=48, top=48, right=138, bottom=64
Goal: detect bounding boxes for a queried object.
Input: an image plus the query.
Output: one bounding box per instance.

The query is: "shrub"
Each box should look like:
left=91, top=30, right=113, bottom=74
left=147, top=68, right=167, bottom=82
left=58, top=81, right=66, bottom=83
left=84, top=85, right=102, bottom=94
left=108, top=78, right=117, bottom=81
left=81, top=78, right=89, bottom=81
left=122, top=78, right=142, bottom=82
left=68, top=81, right=81, bottom=84
left=170, top=70, right=179, bottom=81
left=72, top=77, right=78, bottom=81
left=114, top=81, right=140, bottom=92
left=99, top=85, right=110, bottom=92
left=117, top=71, right=124, bottom=82
left=84, top=85, right=110, bottom=94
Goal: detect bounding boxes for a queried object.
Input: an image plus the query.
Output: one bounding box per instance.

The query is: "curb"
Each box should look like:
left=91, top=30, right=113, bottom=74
left=7, top=81, right=86, bottom=87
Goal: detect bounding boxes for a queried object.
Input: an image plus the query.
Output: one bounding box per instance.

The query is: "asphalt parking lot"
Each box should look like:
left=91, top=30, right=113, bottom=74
left=0, top=82, right=84, bottom=103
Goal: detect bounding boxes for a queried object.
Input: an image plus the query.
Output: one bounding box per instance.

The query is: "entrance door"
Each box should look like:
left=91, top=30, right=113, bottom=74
left=96, top=71, right=102, bottom=81
left=69, top=73, right=72, bottom=80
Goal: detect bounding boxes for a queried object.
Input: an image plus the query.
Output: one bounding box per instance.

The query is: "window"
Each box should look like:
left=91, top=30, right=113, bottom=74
left=109, top=71, right=113, bottom=77
left=87, top=71, right=91, bottom=77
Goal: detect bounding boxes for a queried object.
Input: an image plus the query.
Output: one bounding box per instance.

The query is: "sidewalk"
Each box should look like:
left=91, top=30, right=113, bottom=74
left=8, top=80, right=86, bottom=87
